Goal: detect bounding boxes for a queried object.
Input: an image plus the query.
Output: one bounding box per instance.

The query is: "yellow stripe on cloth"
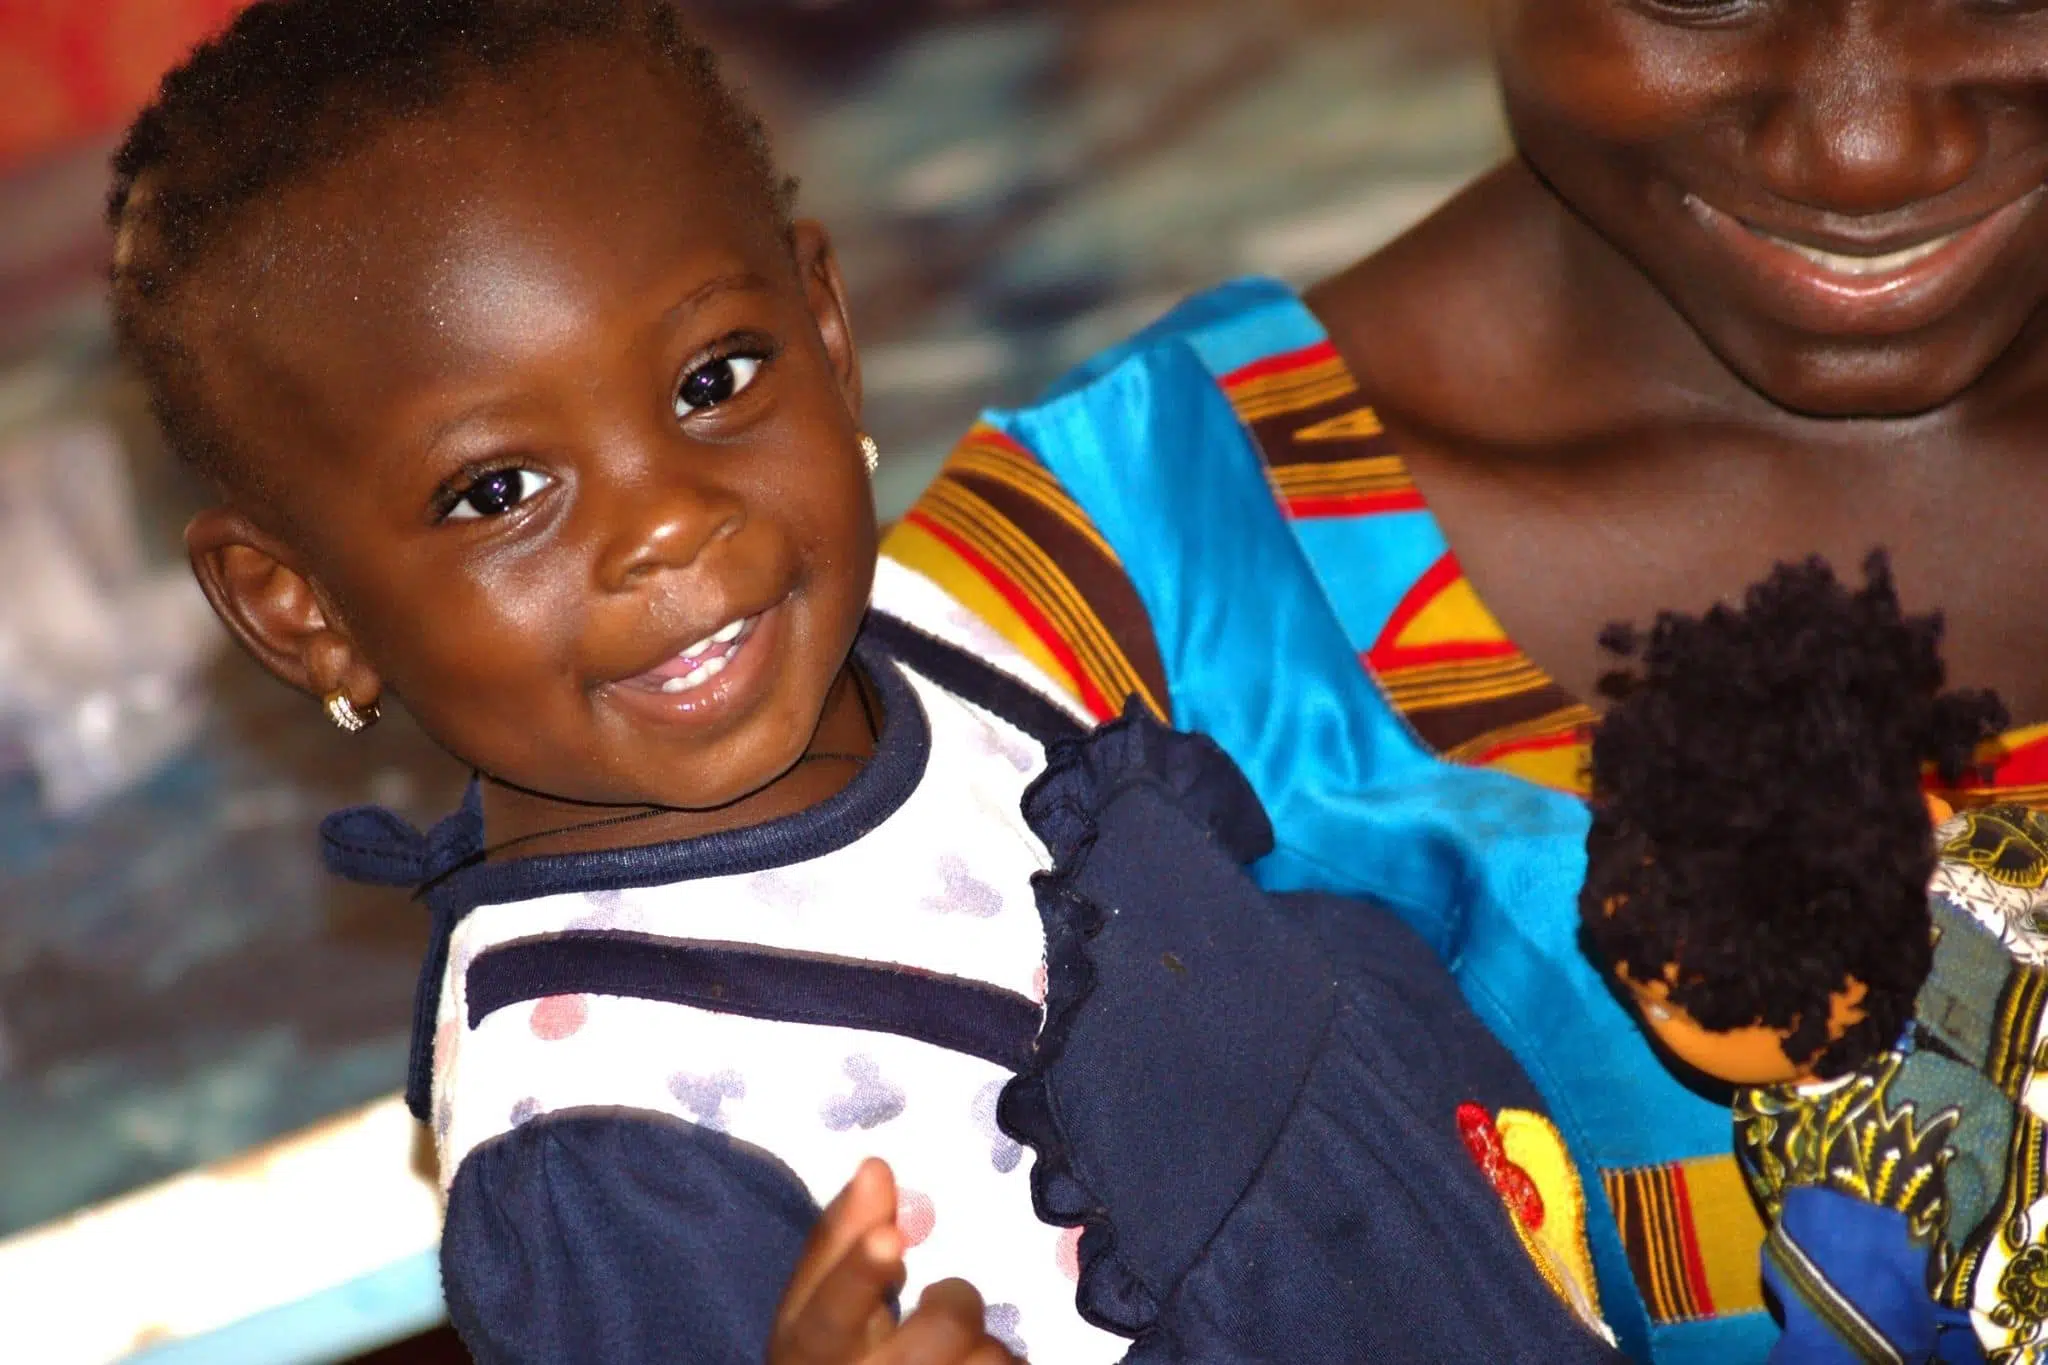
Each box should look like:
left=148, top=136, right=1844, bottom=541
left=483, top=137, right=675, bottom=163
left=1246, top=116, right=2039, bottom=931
left=1226, top=356, right=1357, bottom=423
left=1684, top=1155, right=1770, bottom=1318
left=1267, top=455, right=1411, bottom=499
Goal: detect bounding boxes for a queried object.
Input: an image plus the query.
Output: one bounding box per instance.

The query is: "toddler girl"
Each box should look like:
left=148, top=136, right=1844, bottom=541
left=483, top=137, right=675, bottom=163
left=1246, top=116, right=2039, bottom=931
left=110, top=3, right=1627, bottom=1362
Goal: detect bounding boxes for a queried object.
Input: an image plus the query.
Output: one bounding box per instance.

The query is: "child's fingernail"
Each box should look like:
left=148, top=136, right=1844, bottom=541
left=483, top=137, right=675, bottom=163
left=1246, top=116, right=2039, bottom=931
left=863, top=1226, right=902, bottom=1262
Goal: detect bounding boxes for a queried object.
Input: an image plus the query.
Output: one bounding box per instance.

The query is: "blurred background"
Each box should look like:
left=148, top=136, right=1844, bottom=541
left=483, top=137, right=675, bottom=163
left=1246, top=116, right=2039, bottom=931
left=0, top=1, right=1499, bottom=1359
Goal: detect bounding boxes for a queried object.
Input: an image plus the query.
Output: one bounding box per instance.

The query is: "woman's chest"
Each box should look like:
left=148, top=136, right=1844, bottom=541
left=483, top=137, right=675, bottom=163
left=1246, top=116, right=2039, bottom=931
left=1401, top=431, right=2048, bottom=723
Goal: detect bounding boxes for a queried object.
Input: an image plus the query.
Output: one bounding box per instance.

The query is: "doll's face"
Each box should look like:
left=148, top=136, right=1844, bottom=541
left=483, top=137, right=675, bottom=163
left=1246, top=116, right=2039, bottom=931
left=1617, top=969, right=1869, bottom=1088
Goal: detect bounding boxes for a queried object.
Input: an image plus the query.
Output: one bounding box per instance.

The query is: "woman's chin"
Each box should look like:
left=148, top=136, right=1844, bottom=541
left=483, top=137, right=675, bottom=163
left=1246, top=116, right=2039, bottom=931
left=1708, top=329, right=2021, bottom=421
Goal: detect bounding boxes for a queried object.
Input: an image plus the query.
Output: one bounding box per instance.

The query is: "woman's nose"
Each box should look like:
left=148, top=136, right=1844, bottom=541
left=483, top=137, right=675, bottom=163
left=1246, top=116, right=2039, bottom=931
left=1750, top=24, right=1983, bottom=218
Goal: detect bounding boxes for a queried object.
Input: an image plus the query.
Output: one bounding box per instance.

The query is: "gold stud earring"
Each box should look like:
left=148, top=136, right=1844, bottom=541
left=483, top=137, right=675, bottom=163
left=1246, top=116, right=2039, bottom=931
left=858, top=432, right=881, bottom=476
left=324, top=690, right=380, bottom=733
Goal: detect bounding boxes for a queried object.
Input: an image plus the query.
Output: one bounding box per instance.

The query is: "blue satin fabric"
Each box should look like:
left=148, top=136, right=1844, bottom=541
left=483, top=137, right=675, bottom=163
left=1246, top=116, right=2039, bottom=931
left=987, top=277, right=1776, bottom=1364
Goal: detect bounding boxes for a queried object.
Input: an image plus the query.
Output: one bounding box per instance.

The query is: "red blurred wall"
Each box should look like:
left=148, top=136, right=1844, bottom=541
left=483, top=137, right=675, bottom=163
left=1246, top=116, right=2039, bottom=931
left=0, top=0, right=252, bottom=171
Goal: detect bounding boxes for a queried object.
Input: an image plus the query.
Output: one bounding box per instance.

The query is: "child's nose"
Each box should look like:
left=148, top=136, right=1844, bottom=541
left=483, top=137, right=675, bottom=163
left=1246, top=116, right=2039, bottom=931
left=589, top=461, right=745, bottom=591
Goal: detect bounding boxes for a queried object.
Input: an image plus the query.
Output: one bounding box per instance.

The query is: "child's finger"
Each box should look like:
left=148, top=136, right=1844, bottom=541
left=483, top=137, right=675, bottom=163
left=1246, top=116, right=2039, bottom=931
left=959, top=1346, right=1021, bottom=1365
left=863, top=1301, right=896, bottom=1352
left=774, top=1223, right=908, bottom=1363
left=777, top=1158, right=899, bottom=1330
left=873, top=1279, right=1020, bottom=1365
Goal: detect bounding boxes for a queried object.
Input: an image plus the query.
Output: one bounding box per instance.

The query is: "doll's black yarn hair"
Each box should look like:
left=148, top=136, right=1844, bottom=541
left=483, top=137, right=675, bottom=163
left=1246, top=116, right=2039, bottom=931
left=1580, top=551, right=2007, bottom=1079
left=106, top=0, right=794, bottom=500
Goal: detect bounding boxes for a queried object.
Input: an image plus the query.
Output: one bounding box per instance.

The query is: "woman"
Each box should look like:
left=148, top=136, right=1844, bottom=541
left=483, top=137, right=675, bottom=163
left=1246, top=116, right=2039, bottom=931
left=882, top=5, right=2048, bottom=1361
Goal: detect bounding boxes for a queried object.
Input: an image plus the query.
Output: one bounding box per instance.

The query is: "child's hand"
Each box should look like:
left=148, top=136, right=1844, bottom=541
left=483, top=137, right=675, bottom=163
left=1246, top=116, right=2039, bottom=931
left=769, top=1158, right=1024, bottom=1365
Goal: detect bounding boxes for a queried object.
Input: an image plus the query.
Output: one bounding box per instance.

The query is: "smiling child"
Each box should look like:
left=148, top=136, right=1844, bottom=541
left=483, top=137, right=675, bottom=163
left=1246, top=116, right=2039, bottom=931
left=108, top=3, right=1631, bottom=1363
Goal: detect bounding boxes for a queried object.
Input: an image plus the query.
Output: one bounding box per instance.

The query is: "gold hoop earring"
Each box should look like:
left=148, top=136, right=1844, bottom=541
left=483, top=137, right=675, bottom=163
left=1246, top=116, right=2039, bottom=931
left=858, top=433, right=881, bottom=476
left=324, top=690, right=380, bottom=733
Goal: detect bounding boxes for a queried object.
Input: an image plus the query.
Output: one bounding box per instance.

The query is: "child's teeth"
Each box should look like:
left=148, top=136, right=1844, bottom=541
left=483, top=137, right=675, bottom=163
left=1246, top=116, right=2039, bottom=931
left=658, top=651, right=731, bottom=695
left=677, top=616, right=748, bottom=661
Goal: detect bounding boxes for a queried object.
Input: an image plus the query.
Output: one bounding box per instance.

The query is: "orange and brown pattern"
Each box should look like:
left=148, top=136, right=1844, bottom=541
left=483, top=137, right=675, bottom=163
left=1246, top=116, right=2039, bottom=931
left=1602, top=1158, right=1769, bottom=1327
left=1227, top=342, right=1424, bottom=519
left=883, top=424, right=1171, bottom=724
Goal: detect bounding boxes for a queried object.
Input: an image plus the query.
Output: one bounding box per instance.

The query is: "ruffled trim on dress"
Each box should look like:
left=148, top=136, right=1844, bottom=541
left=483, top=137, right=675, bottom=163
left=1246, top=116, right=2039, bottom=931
left=999, top=702, right=1275, bottom=1337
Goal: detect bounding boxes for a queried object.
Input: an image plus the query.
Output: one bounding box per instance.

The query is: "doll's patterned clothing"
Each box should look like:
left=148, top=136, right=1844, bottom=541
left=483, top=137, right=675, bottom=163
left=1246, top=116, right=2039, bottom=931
left=322, top=569, right=1627, bottom=1365
left=1735, top=804, right=2048, bottom=1365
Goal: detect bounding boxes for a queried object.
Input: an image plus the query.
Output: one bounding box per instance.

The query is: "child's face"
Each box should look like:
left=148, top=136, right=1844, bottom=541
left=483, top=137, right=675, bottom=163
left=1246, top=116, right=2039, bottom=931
left=183, top=47, right=875, bottom=816
left=1491, top=2, right=2048, bottom=418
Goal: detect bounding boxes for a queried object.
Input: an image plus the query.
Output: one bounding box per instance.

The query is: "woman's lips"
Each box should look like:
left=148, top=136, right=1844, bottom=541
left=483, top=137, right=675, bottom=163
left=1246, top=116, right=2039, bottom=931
left=1683, top=187, right=2044, bottom=336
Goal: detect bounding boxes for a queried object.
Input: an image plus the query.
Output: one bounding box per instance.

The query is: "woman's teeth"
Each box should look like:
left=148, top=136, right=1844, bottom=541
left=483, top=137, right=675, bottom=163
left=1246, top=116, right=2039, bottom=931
left=659, top=617, right=751, bottom=694
left=1754, top=227, right=1958, bottom=277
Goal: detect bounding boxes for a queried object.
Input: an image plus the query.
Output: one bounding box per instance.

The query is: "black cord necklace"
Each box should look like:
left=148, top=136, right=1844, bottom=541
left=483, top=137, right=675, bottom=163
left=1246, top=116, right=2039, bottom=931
left=465, top=664, right=883, bottom=867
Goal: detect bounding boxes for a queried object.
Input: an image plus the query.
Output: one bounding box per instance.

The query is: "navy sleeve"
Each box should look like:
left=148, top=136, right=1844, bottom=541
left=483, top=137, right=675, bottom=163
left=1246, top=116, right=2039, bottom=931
left=441, top=1109, right=820, bottom=1365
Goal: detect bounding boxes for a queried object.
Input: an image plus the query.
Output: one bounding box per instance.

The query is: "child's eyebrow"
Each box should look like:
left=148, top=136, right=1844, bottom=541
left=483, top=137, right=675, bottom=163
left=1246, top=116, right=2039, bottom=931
left=662, top=270, right=773, bottom=327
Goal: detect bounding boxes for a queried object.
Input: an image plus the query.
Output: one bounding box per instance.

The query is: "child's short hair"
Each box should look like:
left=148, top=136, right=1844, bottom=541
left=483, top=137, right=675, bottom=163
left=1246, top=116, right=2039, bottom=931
left=108, top=0, right=797, bottom=497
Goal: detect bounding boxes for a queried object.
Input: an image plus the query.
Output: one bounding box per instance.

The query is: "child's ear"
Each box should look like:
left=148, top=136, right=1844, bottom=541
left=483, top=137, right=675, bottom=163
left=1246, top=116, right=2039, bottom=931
left=184, top=506, right=383, bottom=710
left=790, top=220, right=861, bottom=418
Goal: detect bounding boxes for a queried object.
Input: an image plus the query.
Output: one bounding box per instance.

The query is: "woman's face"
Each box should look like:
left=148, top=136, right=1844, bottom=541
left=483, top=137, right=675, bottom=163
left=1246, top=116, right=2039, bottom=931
left=1493, top=1, right=2048, bottom=418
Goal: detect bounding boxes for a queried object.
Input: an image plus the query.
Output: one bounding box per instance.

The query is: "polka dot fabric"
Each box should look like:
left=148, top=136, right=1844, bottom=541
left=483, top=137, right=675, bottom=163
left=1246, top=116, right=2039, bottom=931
left=431, top=565, right=1126, bottom=1364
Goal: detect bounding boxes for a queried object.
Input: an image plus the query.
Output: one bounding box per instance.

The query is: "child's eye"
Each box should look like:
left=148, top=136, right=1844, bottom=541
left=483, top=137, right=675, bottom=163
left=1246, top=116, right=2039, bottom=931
left=673, top=354, right=764, bottom=418
left=443, top=467, right=553, bottom=521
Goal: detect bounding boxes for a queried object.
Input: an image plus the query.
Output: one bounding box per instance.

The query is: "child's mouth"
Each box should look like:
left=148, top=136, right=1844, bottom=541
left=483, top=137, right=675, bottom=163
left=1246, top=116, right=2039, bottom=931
left=622, top=614, right=758, bottom=695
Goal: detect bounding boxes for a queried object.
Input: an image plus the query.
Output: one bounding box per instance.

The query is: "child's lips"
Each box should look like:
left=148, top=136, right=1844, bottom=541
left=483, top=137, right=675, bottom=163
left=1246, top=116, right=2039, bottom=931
left=598, top=598, right=787, bottom=731
left=615, top=613, right=759, bottom=696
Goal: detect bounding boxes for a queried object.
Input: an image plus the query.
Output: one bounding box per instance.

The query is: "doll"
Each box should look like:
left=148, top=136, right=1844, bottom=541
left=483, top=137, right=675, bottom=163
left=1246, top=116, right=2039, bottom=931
left=1577, top=550, right=2048, bottom=1364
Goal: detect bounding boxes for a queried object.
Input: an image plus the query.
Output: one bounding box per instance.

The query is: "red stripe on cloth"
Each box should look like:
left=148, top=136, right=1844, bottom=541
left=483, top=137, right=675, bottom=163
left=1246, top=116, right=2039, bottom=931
left=1221, top=339, right=1340, bottom=388
left=1668, top=1166, right=1718, bottom=1319
left=1280, top=489, right=1427, bottom=520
